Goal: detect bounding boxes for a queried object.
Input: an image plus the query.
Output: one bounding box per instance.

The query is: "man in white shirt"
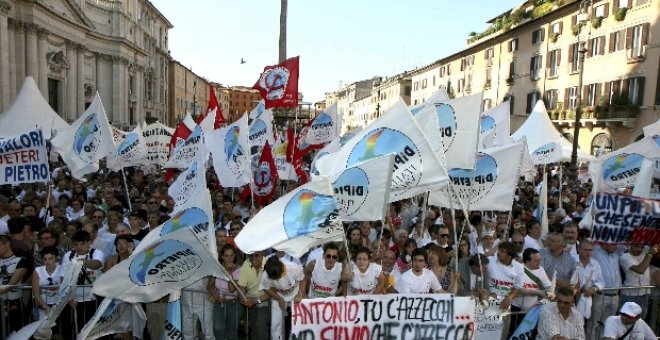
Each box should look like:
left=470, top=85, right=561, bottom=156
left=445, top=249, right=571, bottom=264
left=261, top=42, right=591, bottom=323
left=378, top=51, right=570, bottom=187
left=523, top=221, right=543, bottom=252
left=487, top=241, right=524, bottom=311
left=397, top=248, right=446, bottom=294
left=603, top=302, right=657, bottom=340
left=299, top=243, right=343, bottom=298
left=575, top=239, right=604, bottom=330
left=537, top=286, right=585, bottom=340
left=619, top=243, right=658, bottom=319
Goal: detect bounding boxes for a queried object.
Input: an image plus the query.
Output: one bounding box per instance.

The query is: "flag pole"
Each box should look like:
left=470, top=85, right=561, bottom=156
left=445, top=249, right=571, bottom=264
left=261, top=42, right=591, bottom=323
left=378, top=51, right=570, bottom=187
left=120, top=167, right=133, bottom=212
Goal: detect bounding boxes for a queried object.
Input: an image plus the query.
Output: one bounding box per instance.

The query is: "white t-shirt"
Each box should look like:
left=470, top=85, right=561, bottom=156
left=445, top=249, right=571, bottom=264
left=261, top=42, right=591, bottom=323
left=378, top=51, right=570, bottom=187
left=61, top=248, right=105, bottom=302
left=603, top=316, right=656, bottom=340
left=35, top=265, right=63, bottom=305
left=348, top=263, right=381, bottom=295
left=619, top=252, right=651, bottom=296
left=397, top=268, right=442, bottom=294
left=512, top=265, right=551, bottom=310
left=487, top=255, right=524, bottom=298
left=260, top=261, right=304, bottom=302
left=308, top=260, right=342, bottom=298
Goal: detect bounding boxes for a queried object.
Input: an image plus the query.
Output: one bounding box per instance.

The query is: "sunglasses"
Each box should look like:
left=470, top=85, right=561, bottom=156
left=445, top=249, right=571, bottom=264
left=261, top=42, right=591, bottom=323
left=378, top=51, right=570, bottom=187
left=325, top=254, right=338, bottom=260
left=621, top=314, right=638, bottom=319
left=513, top=241, right=524, bottom=245
left=439, top=234, right=449, bottom=238
left=148, top=201, right=158, bottom=204
left=92, top=216, right=104, bottom=219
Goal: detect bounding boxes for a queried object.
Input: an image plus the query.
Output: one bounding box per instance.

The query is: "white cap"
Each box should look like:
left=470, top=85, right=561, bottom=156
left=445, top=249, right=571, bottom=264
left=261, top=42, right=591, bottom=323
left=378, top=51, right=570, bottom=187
left=619, top=302, right=642, bottom=318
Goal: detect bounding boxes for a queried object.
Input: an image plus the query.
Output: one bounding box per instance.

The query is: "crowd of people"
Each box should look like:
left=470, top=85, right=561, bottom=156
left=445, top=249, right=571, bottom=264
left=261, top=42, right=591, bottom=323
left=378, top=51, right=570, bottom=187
left=0, top=161, right=658, bottom=340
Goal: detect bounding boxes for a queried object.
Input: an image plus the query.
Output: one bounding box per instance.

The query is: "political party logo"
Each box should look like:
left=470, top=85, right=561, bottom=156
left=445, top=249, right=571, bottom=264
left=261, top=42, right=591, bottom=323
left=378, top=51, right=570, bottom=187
left=129, top=240, right=202, bottom=286
left=249, top=119, right=268, bottom=144
left=347, top=128, right=422, bottom=194
left=448, top=153, right=498, bottom=204
left=435, top=103, right=458, bottom=152
left=74, top=113, right=102, bottom=161
left=254, top=161, right=275, bottom=196
left=160, top=207, right=209, bottom=237
left=283, top=189, right=338, bottom=238
left=308, top=112, right=334, bottom=142
left=480, top=116, right=496, bottom=147
left=602, top=153, right=644, bottom=190
left=117, top=132, right=140, bottom=157
left=172, top=160, right=202, bottom=205
left=332, top=167, right=369, bottom=216
left=224, top=126, right=245, bottom=176
left=531, top=142, right=559, bottom=163
left=91, top=300, right=129, bottom=335
left=171, top=127, right=201, bottom=163
left=259, top=67, right=290, bottom=100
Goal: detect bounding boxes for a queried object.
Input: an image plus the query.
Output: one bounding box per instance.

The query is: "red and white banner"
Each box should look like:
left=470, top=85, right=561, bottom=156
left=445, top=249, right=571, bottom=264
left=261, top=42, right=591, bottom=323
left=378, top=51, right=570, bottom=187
left=253, top=56, right=300, bottom=109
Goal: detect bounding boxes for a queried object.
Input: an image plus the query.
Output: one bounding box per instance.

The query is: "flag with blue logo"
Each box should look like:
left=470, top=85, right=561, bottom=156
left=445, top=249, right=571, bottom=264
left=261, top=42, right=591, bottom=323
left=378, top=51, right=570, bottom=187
left=529, top=138, right=563, bottom=165
left=206, top=114, right=250, bottom=187
left=480, top=101, right=511, bottom=149
left=509, top=303, right=543, bottom=340
left=304, top=103, right=339, bottom=145
left=107, top=125, right=148, bottom=171
left=164, top=125, right=205, bottom=169
left=163, top=291, right=183, bottom=340
left=77, top=298, right=146, bottom=340
left=51, top=93, right=115, bottom=179
left=167, top=146, right=209, bottom=213
left=235, top=177, right=339, bottom=254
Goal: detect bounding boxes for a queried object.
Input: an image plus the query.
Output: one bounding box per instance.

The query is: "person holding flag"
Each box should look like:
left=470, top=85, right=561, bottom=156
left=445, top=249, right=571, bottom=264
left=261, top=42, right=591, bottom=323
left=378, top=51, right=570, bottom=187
left=260, top=255, right=304, bottom=340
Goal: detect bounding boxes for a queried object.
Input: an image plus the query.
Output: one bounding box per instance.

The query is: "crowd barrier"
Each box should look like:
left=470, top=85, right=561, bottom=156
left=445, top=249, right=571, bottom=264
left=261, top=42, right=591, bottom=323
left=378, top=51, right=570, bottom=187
left=0, top=284, right=658, bottom=340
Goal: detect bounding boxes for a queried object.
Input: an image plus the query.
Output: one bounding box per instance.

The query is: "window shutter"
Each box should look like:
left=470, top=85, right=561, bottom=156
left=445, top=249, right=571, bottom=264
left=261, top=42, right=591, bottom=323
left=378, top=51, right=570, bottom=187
left=626, top=0, right=632, bottom=7
left=564, top=88, right=570, bottom=108
left=609, top=32, right=615, bottom=52
left=559, top=21, right=564, bottom=34
left=527, top=93, right=533, bottom=113
left=603, top=5, right=609, bottom=18
left=571, top=15, right=577, bottom=27
left=595, top=83, right=602, bottom=105
left=557, top=49, right=562, bottom=65
left=625, top=27, right=633, bottom=49
left=530, top=57, right=535, bottom=73
left=508, top=40, right=512, bottom=52
left=641, top=23, right=650, bottom=45
left=587, top=39, right=594, bottom=58
left=541, top=28, right=545, bottom=42
left=604, top=82, right=612, bottom=103
left=636, top=77, right=645, bottom=105
left=568, top=43, right=575, bottom=62
left=583, top=85, right=589, bottom=106
left=621, top=78, right=630, bottom=97
left=599, top=37, right=606, bottom=55
left=612, top=0, right=619, bottom=11
left=546, top=52, right=551, bottom=68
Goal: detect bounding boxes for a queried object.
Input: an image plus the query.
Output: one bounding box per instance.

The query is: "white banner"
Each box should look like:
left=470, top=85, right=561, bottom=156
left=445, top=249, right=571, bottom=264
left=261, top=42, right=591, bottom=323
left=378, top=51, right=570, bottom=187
left=315, top=100, right=449, bottom=202
left=249, top=100, right=267, bottom=120
left=206, top=114, right=250, bottom=187
left=529, top=138, right=563, bottom=165
left=107, top=126, right=148, bottom=170
left=332, top=154, right=393, bottom=222
left=168, top=148, right=207, bottom=211
left=142, top=122, right=174, bottom=166
left=429, top=141, right=524, bottom=211
left=235, top=177, right=339, bottom=254
left=414, top=93, right=482, bottom=169
left=304, top=103, right=339, bottom=145
left=92, top=228, right=226, bottom=303
left=77, top=298, right=146, bottom=340
left=0, top=128, right=48, bottom=184
left=164, top=125, right=204, bottom=169
left=248, top=108, right=275, bottom=149
left=480, top=101, right=511, bottom=148
left=291, top=294, right=475, bottom=339
left=589, top=135, right=660, bottom=192
left=51, top=93, right=115, bottom=179
left=474, top=299, right=505, bottom=340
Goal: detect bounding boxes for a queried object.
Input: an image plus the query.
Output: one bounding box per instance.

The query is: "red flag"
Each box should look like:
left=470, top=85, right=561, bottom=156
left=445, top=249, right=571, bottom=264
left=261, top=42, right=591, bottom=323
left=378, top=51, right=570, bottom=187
left=196, top=86, right=226, bottom=128
left=253, top=56, right=299, bottom=109
left=252, top=142, right=278, bottom=207
left=165, top=121, right=193, bottom=182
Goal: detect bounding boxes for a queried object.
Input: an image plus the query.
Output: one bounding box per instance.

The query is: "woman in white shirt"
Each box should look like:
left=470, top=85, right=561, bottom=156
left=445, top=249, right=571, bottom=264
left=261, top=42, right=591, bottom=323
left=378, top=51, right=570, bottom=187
left=32, top=246, right=63, bottom=340
left=345, top=247, right=385, bottom=295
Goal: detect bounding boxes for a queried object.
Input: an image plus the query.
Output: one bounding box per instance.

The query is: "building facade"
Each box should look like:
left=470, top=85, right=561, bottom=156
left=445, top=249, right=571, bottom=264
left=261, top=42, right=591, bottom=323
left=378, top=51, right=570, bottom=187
left=210, top=82, right=230, bottom=122
left=227, top=85, right=261, bottom=121
left=0, top=0, right=173, bottom=128
left=168, top=60, right=208, bottom=123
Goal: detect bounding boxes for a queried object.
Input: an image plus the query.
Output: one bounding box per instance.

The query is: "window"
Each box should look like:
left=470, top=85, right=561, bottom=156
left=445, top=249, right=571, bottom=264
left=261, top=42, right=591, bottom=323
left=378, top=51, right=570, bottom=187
left=413, top=82, right=419, bottom=91
left=421, top=78, right=427, bottom=89
left=551, top=22, right=563, bottom=34
left=467, top=55, right=475, bottom=67
left=569, top=43, right=580, bottom=72
left=593, top=4, right=608, bottom=18
left=627, top=24, right=649, bottom=58
left=567, top=86, right=578, bottom=109
left=586, top=83, right=598, bottom=106
left=544, top=89, right=558, bottom=109
left=460, top=58, right=466, bottom=71
left=508, top=38, right=519, bottom=52
left=628, top=77, right=645, bottom=105
left=607, top=80, right=622, bottom=104
left=547, top=49, right=561, bottom=77
left=404, top=86, right=411, bottom=96
left=610, top=30, right=623, bottom=52
left=482, top=99, right=492, bottom=111
left=447, top=64, right=451, bottom=75
left=591, top=133, right=613, bottom=155
left=507, top=60, right=515, bottom=83
left=484, top=48, right=494, bottom=60
left=589, top=36, right=604, bottom=57
left=532, top=29, right=545, bottom=44
left=439, top=66, right=446, bottom=77
left=530, top=55, right=542, bottom=80
left=458, top=78, right=465, bottom=93
left=526, top=91, right=541, bottom=114
left=432, top=75, right=436, bottom=87
left=504, top=95, right=515, bottom=115
left=485, top=68, right=492, bottom=88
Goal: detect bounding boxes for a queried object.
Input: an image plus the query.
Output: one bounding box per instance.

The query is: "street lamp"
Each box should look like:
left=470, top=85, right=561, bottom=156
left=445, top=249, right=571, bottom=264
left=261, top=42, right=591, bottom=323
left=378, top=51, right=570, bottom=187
left=569, top=0, right=590, bottom=179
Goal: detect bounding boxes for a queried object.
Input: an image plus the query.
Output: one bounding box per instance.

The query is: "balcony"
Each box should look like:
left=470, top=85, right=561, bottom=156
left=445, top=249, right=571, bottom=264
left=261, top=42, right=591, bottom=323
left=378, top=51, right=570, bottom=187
left=549, top=105, right=639, bottom=128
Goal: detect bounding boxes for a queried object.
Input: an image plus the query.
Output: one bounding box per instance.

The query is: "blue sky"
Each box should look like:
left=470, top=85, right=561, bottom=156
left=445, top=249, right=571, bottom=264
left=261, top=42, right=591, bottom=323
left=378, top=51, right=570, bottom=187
left=155, top=1, right=522, bottom=103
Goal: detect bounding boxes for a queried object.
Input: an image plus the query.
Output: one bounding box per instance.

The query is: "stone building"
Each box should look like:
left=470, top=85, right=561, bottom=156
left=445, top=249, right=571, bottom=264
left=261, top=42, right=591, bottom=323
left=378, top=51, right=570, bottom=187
left=168, top=59, right=208, bottom=124
left=0, top=0, right=172, bottom=128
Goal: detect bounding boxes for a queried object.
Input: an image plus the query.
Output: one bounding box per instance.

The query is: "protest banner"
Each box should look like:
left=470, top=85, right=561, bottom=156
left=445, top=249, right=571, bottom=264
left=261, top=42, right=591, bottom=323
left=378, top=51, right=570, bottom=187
left=474, top=299, right=505, bottom=340
left=591, top=192, right=660, bottom=245
left=291, top=294, right=474, bottom=340
left=142, top=122, right=174, bottom=166
left=0, top=128, right=48, bottom=184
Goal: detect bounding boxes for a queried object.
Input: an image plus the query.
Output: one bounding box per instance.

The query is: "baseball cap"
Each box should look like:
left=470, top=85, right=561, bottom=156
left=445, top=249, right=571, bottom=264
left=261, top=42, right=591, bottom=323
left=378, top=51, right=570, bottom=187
left=619, top=302, right=642, bottom=318
left=482, top=230, right=496, bottom=238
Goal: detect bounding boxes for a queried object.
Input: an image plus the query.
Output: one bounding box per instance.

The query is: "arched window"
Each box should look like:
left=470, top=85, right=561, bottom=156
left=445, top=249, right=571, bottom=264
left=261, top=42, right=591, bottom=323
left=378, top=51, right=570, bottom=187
left=591, top=133, right=613, bottom=156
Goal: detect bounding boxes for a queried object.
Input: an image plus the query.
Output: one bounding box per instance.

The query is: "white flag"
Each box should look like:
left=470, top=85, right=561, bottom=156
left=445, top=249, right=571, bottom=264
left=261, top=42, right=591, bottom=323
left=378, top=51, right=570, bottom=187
left=235, top=177, right=339, bottom=254
left=51, top=93, right=115, bottom=179
left=332, top=154, right=393, bottom=222
left=631, top=157, right=657, bottom=199
left=206, top=114, right=250, bottom=187
left=199, top=108, right=217, bottom=132
left=77, top=298, right=146, bottom=340
left=168, top=148, right=207, bottom=211
left=164, top=125, right=204, bottom=169
left=249, top=100, right=267, bottom=120
left=589, top=135, right=660, bottom=192
left=529, top=138, right=563, bottom=165
left=480, top=101, right=511, bottom=148
left=429, top=141, right=524, bottom=211
left=414, top=93, right=482, bottom=169
left=248, top=108, right=275, bottom=148
left=316, top=100, right=449, bottom=202
left=310, top=126, right=362, bottom=179
left=539, top=171, right=549, bottom=238
left=304, top=103, right=339, bottom=145
left=92, top=228, right=227, bottom=303
left=142, top=122, right=174, bottom=166
left=274, top=218, right=345, bottom=258
left=107, top=125, right=148, bottom=171
left=409, top=88, right=450, bottom=115
left=643, top=119, right=660, bottom=137
left=273, top=136, right=297, bottom=180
